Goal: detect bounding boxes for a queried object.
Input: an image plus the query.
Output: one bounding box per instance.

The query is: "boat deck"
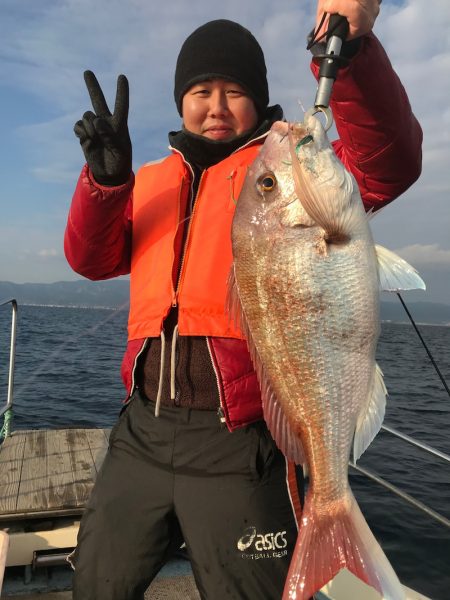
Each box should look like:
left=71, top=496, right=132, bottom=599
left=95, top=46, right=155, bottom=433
left=2, top=557, right=201, bottom=599
left=0, top=429, right=433, bottom=599
left=4, top=576, right=201, bottom=599
left=0, top=429, right=109, bottom=521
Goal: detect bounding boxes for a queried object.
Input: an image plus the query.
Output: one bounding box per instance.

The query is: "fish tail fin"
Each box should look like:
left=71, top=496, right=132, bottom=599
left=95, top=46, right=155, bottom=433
left=283, top=491, right=405, bottom=600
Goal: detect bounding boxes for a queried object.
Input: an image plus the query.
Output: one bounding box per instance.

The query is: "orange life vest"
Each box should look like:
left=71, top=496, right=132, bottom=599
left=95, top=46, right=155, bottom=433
left=128, top=143, right=262, bottom=341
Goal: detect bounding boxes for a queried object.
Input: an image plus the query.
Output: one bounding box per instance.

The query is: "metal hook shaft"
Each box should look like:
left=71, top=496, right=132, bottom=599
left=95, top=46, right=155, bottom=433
left=304, top=106, right=334, bottom=132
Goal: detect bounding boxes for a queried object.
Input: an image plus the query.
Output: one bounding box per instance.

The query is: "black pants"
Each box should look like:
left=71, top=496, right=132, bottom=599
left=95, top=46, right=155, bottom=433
left=71, top=391, right=304, bottom=600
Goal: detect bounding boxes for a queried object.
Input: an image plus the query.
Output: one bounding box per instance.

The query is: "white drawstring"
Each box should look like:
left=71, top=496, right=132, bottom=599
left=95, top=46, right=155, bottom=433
left=170, top=324, right=179, bottom=400
left=154, top=329, right=166, bottom=417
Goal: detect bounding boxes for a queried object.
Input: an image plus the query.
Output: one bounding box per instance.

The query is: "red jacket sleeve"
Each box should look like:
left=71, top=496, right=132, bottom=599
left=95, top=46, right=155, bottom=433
left=64, top=165, right=134, bottom=280
left=313, top=33, right=423, bottom=212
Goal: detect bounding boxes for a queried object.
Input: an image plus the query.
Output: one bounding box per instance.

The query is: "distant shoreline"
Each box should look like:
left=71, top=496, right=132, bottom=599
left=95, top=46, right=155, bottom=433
left=2, top=280, right=449, bottom=326
left=381, top=320, right=450, bottom=327
left=18, top=302, right=122, bottom=311
left=11, top=303, right=450, bottom=327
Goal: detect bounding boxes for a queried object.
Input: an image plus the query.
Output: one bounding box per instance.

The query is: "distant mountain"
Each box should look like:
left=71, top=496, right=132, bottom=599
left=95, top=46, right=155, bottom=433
left=1, top=280, right=449, bottom=325
left=0, top=279, right=129, bottom=309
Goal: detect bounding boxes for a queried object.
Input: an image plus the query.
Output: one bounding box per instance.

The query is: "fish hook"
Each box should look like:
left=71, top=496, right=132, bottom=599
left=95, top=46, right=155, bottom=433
left=304, top=106, right=333, bottom=132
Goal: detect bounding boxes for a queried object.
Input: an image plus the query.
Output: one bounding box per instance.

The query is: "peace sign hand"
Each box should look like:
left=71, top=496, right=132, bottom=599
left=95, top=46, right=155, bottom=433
left=74, top=71, right=132, bottom=186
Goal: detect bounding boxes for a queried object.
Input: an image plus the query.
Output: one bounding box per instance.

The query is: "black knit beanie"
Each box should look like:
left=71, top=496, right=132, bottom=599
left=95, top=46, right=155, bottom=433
left=174, top=19, right=269, bottom=117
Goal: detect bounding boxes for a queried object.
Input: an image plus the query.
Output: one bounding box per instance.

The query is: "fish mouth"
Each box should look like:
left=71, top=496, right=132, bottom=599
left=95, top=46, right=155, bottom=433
left=270, top=121, right=308, bottom=134
left=270, top=121, right=311, bottom=151
left=290, top=121, right=309, bottom=136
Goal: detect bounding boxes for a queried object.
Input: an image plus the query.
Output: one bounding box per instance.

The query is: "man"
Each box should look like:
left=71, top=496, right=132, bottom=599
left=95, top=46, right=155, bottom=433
left=65, top=3, right=422, bottom=599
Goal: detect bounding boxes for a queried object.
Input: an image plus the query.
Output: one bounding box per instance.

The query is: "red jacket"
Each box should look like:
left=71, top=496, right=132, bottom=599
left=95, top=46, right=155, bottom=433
left=64, top=33, right=422, bottom=429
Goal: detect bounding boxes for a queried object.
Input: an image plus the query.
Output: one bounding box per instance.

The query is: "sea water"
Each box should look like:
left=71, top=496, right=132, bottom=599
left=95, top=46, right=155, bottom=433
left=0, top=305, right=449, bottom=599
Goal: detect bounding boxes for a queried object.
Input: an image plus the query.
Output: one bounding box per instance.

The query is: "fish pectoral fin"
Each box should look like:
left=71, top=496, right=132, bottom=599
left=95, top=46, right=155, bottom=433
left=375, top=244, right=426, bottom=291
left=353, top=363, right=387, bottom=462
left=288, top=129, right=357, bottom=238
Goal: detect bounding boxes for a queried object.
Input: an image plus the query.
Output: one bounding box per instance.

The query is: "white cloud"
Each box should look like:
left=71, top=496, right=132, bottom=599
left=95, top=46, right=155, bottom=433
left=0, top=225, right=72, bottom=283
left=37, top=248, right=60, bottom=258
left=394, top=244, right=450, bottom=268
left=16, top=113, right=85, bottom=183
left=1, top=0, right=450, bottom=301
left=6, top=0, right=449, bottom=174
left=375, top=1, right=450, bottom=176
left=31, top=166, right=82, bottom=185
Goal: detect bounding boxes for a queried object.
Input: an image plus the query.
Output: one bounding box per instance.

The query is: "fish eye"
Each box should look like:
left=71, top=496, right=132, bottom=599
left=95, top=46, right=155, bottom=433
left=257, top=172, right=277, bottom=193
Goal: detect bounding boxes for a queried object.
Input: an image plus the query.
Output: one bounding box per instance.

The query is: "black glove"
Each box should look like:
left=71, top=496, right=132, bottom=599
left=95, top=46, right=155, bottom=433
left=74, top=70, right=132, bottom=186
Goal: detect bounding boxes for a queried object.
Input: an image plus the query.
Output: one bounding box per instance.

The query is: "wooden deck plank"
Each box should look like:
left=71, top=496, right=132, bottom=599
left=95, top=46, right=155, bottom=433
left=0, top=429, right=109, bottom=519
left=0, top=432, right=26, bottom=514
left=45, top=429, right=79, bottom=510
left=65, top=429, right=96, bottom=505
left=84, top=428, right=109, bottom=474
left=16, top=430, right=48, bottom=513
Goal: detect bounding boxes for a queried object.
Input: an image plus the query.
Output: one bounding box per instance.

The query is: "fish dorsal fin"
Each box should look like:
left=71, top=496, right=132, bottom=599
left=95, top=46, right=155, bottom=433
left=353, top=363, right=387, bottom=462
left=226, top=266, right=305, bottom=466
left=375, top=245, right=426, bottom=291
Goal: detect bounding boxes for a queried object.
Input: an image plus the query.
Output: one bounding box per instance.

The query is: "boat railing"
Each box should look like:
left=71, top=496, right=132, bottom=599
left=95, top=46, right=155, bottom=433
left=350, top=424, right=450, bottom=529
left=348, top=294, right=450, bottom=532
left=380, top=424, right=450, bottom=464
left=0, top=299, right=17, bottom=439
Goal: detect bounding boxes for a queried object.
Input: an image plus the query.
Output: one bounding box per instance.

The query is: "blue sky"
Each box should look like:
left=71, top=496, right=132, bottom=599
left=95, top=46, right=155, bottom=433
left=0, top=0, right=449, bottom=303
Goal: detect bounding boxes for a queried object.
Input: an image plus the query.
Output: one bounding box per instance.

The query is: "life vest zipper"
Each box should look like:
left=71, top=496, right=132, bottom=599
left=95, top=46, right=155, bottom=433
left=168, top=137, right=267, bottom=309
left=170, top=175, right=186, bottom=307
left=172, top=169, right=207, bottom=308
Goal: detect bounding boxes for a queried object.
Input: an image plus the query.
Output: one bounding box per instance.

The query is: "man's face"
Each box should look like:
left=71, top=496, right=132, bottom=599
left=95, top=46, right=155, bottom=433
left=181, top=79, right=259, bottom=141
